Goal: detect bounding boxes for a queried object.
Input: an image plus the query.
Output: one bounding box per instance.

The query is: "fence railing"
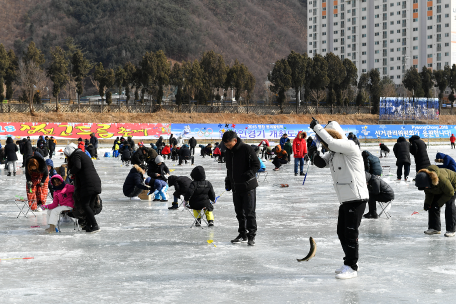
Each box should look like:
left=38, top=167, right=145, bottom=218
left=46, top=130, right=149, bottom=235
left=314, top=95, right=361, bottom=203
left=0, top=103, right=373, bottom=115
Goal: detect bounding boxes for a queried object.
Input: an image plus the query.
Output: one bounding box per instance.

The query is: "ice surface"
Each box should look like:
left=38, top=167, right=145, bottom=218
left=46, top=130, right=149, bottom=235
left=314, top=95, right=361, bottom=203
left=1, top=144, right=456, bottom=303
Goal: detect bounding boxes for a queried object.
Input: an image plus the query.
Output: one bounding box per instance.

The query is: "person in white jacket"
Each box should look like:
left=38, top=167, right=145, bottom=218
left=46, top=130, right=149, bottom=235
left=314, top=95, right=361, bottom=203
left=308, top=119, right=369, bottom=280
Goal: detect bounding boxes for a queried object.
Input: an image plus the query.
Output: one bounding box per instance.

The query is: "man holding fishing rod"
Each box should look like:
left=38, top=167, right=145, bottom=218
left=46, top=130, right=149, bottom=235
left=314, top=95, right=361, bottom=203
left=223, top=130, right=261, bottom=246
left=308, top=118, right=369, bottom=280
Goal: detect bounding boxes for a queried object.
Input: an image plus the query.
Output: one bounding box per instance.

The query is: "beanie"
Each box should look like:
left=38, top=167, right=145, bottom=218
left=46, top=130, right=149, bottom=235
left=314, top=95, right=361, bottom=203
left=64, top=143, right=78, bottom=157
left=155, top=155, right=164, bottom=164
left=415, top=172, right=432, bottom=191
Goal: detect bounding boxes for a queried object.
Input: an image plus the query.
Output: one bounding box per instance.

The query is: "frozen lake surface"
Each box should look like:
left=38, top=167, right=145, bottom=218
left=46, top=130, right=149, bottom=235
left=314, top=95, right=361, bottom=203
left=1, top=143, right=456, bottom=303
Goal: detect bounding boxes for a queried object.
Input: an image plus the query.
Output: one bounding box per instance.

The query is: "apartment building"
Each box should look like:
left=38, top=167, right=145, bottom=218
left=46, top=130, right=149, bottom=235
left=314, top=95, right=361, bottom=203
left=307, top=0, right=456, bottom=85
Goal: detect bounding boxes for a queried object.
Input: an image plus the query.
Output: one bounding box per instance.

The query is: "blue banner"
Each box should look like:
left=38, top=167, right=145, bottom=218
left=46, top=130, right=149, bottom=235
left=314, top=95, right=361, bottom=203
left=171, top=124, right=456, bottom=141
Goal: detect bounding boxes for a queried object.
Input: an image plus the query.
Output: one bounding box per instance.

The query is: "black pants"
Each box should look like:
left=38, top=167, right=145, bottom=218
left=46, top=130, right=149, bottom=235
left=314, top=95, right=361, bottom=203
left=190, top=147, right=195, bottom=155
left=179, top=156, right=194, bottom=165
left=337, top=201, right=366, bottom=271
left=368, top=193, right=394, bottom=213
left=233, top=189, right=257, bottom=237
left=81, top=193, right=98, bottom=228
left=272, top=157, right=287, bottom=168
left=127, top=186, right=143, bottom=198
left=428, top=194, right=456, bottom=232
left=452, top=143, right=455, bottom=149
left=49, top=149, right=54, bottom=159
left=397, top=163, right=410, bottom=179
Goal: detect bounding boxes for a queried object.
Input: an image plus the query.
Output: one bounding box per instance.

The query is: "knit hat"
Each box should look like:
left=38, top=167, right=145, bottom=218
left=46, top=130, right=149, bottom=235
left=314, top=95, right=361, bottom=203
left=415, top=172, right=432, bottom=190
left=155, top=155, right=164, bottom=164
left=64, top=143, right=78, bottom=157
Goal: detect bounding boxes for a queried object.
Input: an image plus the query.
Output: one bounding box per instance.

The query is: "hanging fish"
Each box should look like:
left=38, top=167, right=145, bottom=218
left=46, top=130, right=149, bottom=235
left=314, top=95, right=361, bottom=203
left=297, top=237, right=317, bottom=262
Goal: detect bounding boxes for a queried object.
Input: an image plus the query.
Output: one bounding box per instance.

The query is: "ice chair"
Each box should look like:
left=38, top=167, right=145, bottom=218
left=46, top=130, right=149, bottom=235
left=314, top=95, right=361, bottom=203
left=57, top=210, right=79, bottom=232
left=14, top=198, right=37, bottom=218
left=381, top=166, right=392, bottom=176
left=180, top=201, right=209, bottom=229
left=256, top=170, right=268, bottom=183
left=378, top=201, right=392, bottom=219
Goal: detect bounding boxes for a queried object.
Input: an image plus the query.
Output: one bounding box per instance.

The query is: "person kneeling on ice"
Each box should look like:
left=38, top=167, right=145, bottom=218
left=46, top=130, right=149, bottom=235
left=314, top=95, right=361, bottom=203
left=167, top=175, right=192, bottom=209
left=308, top=119, right=369, bottom=280
left=362, top=150, right=382, bottom=176
left=123, top=165, right=151, bottom=199
left=435, top=153, right=456, bottom=172
left=415, top=165, right=456, bottom=237
left=272, top=145, right=288, bottom=171
left=147, top=155, right=170, bottom=182
left=146, top=177, right=169, bottom=202
left=363, top=172, right=395, bottom=219
left=42, top=175, right=74, bottom=233
left=184, top=166, right=216, bottom=227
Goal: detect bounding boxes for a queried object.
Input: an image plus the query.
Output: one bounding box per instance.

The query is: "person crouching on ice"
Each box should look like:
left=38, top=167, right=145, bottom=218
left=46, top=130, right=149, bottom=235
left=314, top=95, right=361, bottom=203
left=414, top=165, right=456, bottom=237
left=272, top=145, right=288, bottom=171
left=123, top=165, right=150, bottom=199
left=167, top=175, right=192, bottom=210
left=363, top=172, right=395, bottom=219
left=146, top=177, right=169, bottom=202
left=308, top=119, right=369, bottom=280
left=42, top=175, right=74, bottom=233
left=184, top=166, right=216, bottom=227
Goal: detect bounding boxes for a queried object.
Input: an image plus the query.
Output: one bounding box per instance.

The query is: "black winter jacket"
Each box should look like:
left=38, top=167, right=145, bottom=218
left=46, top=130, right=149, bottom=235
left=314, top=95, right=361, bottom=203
left=225, top=137, right=261, bottom=193
left=380, top=143, right=390, bottom=152
left=4, top=137, right=18, bottom=161
left=168, top=175, right=192, bottom=197
left=86, top=144, right=95, bottom=158
left=131, top=149, right=145, bottom=165
left=25, top=154, right=48, bottom=183
left=179, top=146, right=191, bottom=158
left=90, top=135, right=98, bottom=149
left=68, top=150, right=102, bottom=196
left=362, top=150, right=382, bottom=176
left=184, top=166, right=216, bottom=210
left=365, top=172, right=394, bottom=200
left=121, top=146, right=132, bottom=160
left=147, top=162, right=170, bottom=181
left=156, top=136, right=164, bottom=148
left=393, top=137, right=411, bottom=165
left=123, top=165, right=149, bottom=196
left=409, top=135, right=431, bottom=172
left=189, top=137, right=197, bottom=148
left=127, top=137, right=135, bottom=150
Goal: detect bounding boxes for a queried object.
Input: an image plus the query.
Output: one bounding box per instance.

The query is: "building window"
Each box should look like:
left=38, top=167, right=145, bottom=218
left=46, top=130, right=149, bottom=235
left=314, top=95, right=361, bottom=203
left=413, top=46, right=418, bottom=50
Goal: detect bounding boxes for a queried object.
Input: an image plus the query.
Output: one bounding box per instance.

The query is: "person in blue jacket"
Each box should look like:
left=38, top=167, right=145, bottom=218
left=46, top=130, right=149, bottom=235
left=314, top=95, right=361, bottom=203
left=258, top=157, right=266, bottom=172
left=122, top=165, right=150, bottom=198
left=435, top=152, right=456, bottom=172
left=146, top=177, right=169, bottom=202
left=279, top=133, right=288, bottom=149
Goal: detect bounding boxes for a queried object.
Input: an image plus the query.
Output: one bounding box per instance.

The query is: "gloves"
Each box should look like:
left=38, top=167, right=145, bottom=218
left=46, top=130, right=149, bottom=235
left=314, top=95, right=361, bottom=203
left=424, top=204, right=430, bottom=211
left=42, top=205, right=48, bottom=210
left=27, top=181, right=33, bottom=188
left=309, top=118, right=319, bottom=130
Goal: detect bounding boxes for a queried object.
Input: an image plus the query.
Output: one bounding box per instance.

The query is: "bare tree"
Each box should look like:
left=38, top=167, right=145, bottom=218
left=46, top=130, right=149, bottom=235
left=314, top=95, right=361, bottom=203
left=17, top=60, right=48, bottom=115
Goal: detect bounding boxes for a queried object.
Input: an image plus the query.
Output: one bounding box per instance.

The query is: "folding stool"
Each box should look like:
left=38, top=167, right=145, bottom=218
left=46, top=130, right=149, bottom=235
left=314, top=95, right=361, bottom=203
left=256, top=171, right=268, bottom=183
left=378, top=201, right=392, bottom=219
left=180, top=201, right=209, bottom=228
left=14, top=199, right=37, bottom=218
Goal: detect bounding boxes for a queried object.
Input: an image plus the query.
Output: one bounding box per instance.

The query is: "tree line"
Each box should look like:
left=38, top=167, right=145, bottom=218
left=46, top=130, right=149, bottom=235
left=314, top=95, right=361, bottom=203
left=0, top=40, right=255, bottom=114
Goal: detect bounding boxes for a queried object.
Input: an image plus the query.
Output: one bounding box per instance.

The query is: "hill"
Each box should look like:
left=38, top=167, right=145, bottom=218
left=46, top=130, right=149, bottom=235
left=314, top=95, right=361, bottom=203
left=0, top=0, right=308, bottom=98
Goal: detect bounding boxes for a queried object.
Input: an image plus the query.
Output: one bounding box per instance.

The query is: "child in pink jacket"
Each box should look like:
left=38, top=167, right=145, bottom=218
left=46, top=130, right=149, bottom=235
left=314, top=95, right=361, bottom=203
left=42, top=174, right=75, bottom=233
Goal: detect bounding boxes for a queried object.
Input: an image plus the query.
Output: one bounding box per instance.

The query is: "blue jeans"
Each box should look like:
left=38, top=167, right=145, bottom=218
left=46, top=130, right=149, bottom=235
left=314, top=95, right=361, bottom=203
left=154, top=185, right=168, bottom=200
left=294, top=157, right=304, bottom=174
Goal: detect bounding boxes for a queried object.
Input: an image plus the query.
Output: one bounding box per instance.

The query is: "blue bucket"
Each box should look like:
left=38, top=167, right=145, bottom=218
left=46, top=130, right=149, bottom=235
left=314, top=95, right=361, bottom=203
left=104, top=152, right=111, bottom=157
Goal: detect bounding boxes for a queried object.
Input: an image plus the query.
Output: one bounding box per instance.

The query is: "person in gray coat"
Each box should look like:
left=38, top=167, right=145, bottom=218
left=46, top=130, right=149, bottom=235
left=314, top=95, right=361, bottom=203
left=363, top=172, right=395, bottom=219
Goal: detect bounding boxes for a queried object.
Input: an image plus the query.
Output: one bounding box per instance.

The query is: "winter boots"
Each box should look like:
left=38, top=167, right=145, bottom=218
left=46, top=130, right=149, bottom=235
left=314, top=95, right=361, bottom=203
left=208, top=220, right=214, bottom=227
left=247, top=235, right=255, bottom=246
left=7, top=172, right=11, bottom=176
left=363, top=212, right=378, bottom=219
left=45, top=224, right=56, bottom=233
left=168, top=203, right=179, bottom=210
left=231, top=234, right=248, bottom=243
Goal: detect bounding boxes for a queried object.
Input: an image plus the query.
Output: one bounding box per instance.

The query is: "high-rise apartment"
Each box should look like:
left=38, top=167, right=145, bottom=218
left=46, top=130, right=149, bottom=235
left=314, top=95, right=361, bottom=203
left=308, top=0, right=456, bottom=85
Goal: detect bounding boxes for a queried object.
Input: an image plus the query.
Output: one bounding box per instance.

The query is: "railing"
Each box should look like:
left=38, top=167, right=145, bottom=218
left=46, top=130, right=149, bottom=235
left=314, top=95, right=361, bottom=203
left=0, top=103, right=374, bottom=115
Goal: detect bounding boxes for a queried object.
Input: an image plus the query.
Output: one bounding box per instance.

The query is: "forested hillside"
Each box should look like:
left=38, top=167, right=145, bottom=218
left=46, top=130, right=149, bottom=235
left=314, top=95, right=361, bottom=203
left=0, top=0, right=307, bottom=98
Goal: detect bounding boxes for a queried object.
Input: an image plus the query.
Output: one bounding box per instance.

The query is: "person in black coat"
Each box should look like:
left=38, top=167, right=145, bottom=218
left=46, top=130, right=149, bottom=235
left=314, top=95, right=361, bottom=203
left=147, top=155, right=170, bottom=182
left=184, top=166, right=216, bottom=226
left=393, top=136, right=411, bottom=181
left=65, top=143, right=102, bottom=233
left=178, top=144, right=194, bottom=165
left=37, top=135, right=49, bottom=157
left=362, top=150, right=382, bottom=176
left=409, top=135, right=431, bottom=173
left=131, top=148, right=145, bottom=166
left=379, top=143, right=390, bottom=158
left=120, top=144, right=132, bottom=166
left=188, top=137, right=197, bottom=155
left=348, top=132, right=361, bottom=149
left=223, top=131, right=260, bottom=245
left=123, top=164, right=150, bottom=197
left=86, top=143, right=96, bottom=159
left=363, top=172, right=395, bottom=219
left=21, top=138, right=33, bottom=167
left=48, top=136, right=56, bottom=159
left=5, top=137, right=18, bottom=176
left=167, top=175, right=192, bottom=209
left=156, top=136, right=164, bottom=154
left=89, top=133, right=99, bottom=159
left=127, top=136, right=135, bottom=151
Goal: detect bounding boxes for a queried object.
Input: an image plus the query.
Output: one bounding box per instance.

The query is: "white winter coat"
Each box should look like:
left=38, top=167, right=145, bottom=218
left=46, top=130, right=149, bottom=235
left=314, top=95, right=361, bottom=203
left=314, top=122, right=369, bottom=204
left=177, top=136, right=184, bottom=147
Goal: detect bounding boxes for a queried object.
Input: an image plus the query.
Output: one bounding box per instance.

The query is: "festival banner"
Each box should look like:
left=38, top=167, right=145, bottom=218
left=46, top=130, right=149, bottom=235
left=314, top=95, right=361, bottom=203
left=0, top=122, right=171, bottom=140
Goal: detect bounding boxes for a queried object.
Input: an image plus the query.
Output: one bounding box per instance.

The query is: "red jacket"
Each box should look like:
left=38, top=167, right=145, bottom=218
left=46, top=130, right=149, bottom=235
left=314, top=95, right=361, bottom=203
left=451, top=135, right=455, bottom=143
left=161, top=145, right=171, bottom=155
left=213, top=147, right=221, bottom=155
left=293, top=131, right=307, bottom=158
left=78, top=141, right=85, bottom=152
left=258, top=139, right=270, bottom=147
